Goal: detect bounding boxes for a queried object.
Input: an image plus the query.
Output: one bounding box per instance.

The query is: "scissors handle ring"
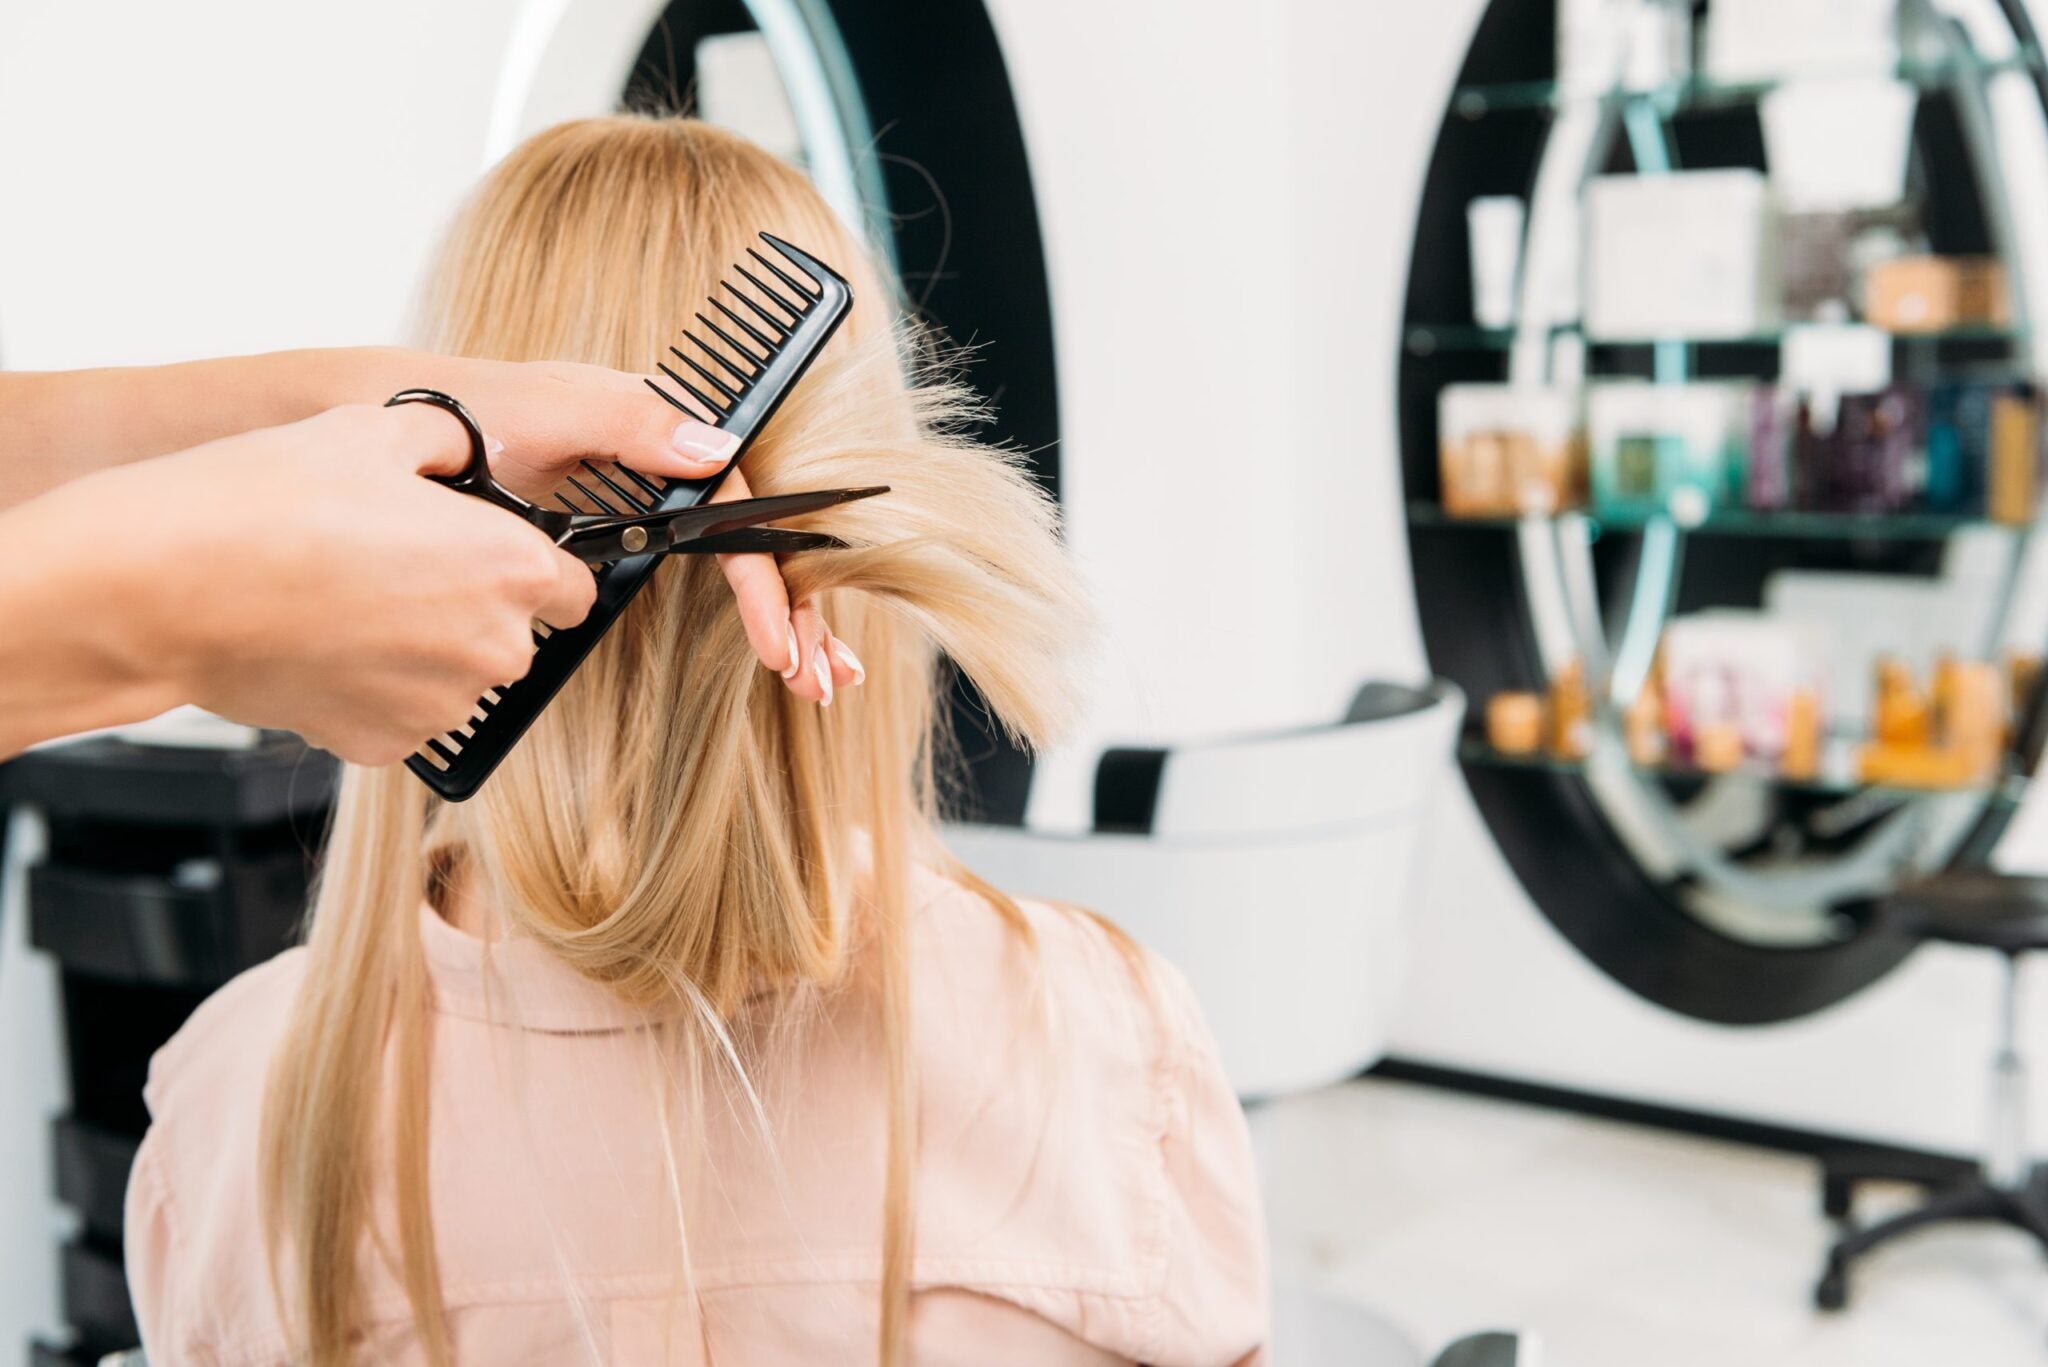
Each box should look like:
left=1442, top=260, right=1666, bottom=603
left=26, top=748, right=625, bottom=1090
left=385, top=388, right=538, bottom=520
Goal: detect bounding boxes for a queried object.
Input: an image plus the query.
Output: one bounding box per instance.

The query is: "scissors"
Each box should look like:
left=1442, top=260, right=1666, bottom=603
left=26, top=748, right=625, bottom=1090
left=386, top=387, right=884, bottom=564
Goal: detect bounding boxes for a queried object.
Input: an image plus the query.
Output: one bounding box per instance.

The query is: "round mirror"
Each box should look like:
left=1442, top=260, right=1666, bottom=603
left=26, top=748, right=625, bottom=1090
left=1402, top=0, right=2048, bottom=1021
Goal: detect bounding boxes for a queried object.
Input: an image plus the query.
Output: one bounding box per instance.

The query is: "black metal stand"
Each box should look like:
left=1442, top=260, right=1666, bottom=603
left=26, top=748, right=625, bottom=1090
left=1815, top=943, right=2048, bottom=1311
left=1817, top=1160, right=2048, bottom=1309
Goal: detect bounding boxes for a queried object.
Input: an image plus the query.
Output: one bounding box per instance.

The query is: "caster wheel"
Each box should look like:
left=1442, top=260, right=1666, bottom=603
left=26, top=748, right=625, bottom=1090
left=1815, top=1267, right=1848, bottom=1312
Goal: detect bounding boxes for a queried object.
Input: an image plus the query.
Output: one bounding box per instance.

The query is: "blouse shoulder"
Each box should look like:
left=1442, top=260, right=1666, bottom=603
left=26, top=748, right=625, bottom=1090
left=129, top=948, right=310, bottom=1366
left=907, top=871, right=1271, bottom=1365
left=142, top=946, right=308, bottom=1121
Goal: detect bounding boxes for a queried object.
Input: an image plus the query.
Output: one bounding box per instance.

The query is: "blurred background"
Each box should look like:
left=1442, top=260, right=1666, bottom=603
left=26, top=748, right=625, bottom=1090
left=11, top=0, right=2048, bottom=1363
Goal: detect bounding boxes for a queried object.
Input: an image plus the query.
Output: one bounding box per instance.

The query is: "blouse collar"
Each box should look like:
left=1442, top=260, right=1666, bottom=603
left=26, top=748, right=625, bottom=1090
left=417, top=901, right=682, bottom=1035
left=416, top=832, right=881, bottom=1034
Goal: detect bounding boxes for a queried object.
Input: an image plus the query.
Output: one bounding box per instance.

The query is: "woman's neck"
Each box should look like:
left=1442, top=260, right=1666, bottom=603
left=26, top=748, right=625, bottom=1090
left=435, top=860, right=493, bottom=939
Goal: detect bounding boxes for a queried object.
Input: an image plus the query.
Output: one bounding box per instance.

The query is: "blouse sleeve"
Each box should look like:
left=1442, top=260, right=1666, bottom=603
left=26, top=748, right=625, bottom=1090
left=123, top=1127, right=182, bottom=1361
left=1144, top=960, right=1272, bottom=1366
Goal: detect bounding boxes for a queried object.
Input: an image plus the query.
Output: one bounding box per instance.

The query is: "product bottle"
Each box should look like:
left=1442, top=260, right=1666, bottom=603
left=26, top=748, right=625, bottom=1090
left=2009, top=652, right=2043, bottom=741
left=1695, top=722, right=1746, bottom=773
left=1873, top=657, right=1932, bottom=748
left=1944, top=660, right=2007, bottom=781
left=1487, top=691, right=1546, bottom=756
left=1548, top=660, right=1593, bottom=761
left=1988, top=390, right=2039, bottom=525
left=1783, top=687, right=1823, bottom=781
left=1624, top=686, right=1666, bottom=766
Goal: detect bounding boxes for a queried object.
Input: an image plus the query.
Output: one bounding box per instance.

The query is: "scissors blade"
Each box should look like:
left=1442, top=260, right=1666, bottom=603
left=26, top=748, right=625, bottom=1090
left=668, top=527, right=849, bottom=556
left=564, top=485, right=885, bottom=563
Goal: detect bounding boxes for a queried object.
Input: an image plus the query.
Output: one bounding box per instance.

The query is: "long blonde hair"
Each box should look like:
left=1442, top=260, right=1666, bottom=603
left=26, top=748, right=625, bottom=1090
left=258, top=115, right=1088, bottom=1365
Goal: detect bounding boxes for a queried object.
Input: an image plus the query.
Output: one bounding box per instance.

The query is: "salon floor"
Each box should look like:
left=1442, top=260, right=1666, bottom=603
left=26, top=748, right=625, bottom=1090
left=1250, top=1077, right=2048, bottom=1367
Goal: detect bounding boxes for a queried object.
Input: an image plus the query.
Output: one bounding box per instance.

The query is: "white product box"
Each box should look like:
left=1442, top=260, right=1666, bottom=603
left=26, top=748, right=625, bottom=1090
left=1661, top=611, right=1828, bottom=761
left=1559, top=0, right=1692, bottom=96
left=1761, top=78, right=1917, bottom=212
left=1584, top=170, right=1780, bottom=340
left=1781, top=323, right=1893, bottom=394
left=1439, top=384, right=1581, bottom=451
left=1585, top=380, right=1755, bottom=520
left=1586, top=382, right=1754, bottom=460
left=1703, top=0, right=1899, bottom=84
left=1558, top=0, right=1628, bottom=97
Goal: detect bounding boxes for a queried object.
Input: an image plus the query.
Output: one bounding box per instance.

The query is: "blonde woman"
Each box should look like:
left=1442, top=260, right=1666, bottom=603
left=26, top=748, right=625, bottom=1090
left=125, top=115, right=1268, bottom=1366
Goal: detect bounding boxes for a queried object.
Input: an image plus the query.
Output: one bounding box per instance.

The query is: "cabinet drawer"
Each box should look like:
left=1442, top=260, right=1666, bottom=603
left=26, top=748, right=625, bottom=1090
left=53, top=1116, right=141, bottom=1243
left=61, top=1240, right=137, bottom=1351
left=30, top=851, right=307, bottom=986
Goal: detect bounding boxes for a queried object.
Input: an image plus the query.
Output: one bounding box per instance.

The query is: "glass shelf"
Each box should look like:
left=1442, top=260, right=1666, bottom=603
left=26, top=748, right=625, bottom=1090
left=1458, top=736, right=2027, bottom=805
left=1403, top=321, right=2023, bottom=355
left=1450, top=48, right=2047, bottom=119
left=1407, top=502, right=2028, bottom=541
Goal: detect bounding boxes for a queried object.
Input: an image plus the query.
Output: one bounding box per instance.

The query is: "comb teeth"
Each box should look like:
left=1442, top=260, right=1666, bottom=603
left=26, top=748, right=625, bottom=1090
left=616, top=464, right=666, bottom=500
left=736, top=265, right=802, bottom=323
left=652, top=362, right=726, bottom=421
left=583, top=461, right=655, bottom=511
left=725, top=280, right=793, bottom=340
left=416, top=234, right=851, bottom=801
left=564, top=474, right=617, bottom=512
left=690, top=328, right=756, bottom=385
left=709, top=298, right=775, bottom=359
left=748, top=246, right=823, bottom=307
left=644, top=238, right=826, bottom=422
left=670, top=346, right=741, bottom=405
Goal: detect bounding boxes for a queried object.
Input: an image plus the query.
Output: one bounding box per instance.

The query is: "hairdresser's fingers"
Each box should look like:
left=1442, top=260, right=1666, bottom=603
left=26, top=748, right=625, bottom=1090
left=823, top=624, right=864, bottom=692
left=528, top=544, right=599, bottom=631
left=450, top=361, right=741, bottom=497
left=710, top=468, right=799, bottom=679
left=376, top=401, right=473, bottom=477
left=581, top=364, right=741, bottom=479
left=789, top=601, right=832, bottom=706
left=562, top=364, right=739, bottom=479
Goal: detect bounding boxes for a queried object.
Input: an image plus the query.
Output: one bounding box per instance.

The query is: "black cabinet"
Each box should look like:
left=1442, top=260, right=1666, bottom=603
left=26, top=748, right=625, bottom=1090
left=5, top=735, right=335, bottom=1365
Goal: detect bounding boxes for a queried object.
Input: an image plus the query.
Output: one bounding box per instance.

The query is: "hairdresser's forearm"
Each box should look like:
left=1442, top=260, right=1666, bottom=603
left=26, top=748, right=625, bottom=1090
left=0, top=475, right=186, bottom=756
left=0, top=348, right=440, bottom=508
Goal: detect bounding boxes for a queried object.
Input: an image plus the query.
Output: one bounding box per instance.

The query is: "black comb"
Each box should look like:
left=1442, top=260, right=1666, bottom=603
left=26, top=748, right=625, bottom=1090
left=405, top=232, right=853, bottom=801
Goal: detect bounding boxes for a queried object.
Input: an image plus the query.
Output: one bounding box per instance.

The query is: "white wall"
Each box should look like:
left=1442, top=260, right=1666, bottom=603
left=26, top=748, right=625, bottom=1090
left=0, top=2, right=516, bottom=369
left=1005, top=0, right=1470, bottom=826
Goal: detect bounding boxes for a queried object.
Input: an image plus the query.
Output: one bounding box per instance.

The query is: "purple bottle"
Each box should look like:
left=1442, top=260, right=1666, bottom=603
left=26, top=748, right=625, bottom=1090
left=1747, top=388, right=1792, bottom=511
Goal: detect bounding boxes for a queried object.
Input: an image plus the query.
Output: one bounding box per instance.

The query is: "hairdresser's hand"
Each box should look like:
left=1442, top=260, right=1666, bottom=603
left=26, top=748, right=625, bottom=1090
left=712, top=466, right=864, bottom=706
left=400, top=356, right=745, bottom=503
left=387, top=354, right=862, bottom=702
left=6, top=403, right=597, bottom=765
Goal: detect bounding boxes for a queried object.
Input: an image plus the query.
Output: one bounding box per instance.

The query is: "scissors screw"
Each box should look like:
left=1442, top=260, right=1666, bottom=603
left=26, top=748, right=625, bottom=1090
left=621, top=526, right=650, bottom=554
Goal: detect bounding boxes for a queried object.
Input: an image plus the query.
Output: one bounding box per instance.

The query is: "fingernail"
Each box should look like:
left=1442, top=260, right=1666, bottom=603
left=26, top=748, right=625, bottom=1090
left=672, top=420, right=739, bottom=464
left=781, top=623, right=802, bottom=679
left=813, top=652, right=834, bottom=707
left=830, top=639, right=866, bottom=687
left=484, top=434, right=505, bottom=458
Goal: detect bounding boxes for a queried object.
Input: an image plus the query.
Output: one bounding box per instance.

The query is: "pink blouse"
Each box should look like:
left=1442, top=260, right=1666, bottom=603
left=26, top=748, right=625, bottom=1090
left=125, top=865, right=1270, bottom=1364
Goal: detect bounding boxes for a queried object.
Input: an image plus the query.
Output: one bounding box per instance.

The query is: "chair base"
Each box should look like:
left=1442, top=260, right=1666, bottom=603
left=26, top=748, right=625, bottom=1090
left=1815, top=1149, right=2048, bottom=1311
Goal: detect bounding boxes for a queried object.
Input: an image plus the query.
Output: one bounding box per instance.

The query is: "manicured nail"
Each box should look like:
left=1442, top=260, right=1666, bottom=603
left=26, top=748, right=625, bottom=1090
left=813, top=652, right=834, bottom=707
left=484, top=434, right=505, bottom=459
left=672, top=420, right=739, bottom=464
left=830, top=639, right=865, bottom=687
left=781, top=623, right=802, bottom=679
